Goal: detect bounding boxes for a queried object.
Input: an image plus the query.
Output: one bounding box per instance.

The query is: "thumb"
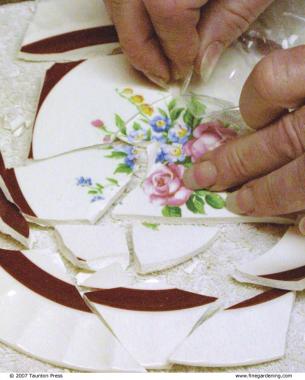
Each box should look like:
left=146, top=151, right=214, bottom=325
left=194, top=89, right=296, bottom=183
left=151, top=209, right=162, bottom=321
left=195, top=0, right=273, bottom=81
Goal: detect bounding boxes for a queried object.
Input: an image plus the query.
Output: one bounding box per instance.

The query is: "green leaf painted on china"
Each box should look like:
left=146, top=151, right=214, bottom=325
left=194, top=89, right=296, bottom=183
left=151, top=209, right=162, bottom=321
left=187, top=96, right=207, bottom=117
left=205, top=193, right=226, bottom=209
left=106, top=177, right=119, bottom=186
left=168, top=99, right=177, bottom=112
left=88, top=190, right=99, bottom=195
left=158, top=108, right=169, bottom=119
left=142, top=222, right=160, bottom=231
left=115, top=114, right=127, bottom=135
left=170, top=108, right=184, bottom=122
left=106, top=151, right=128, bottom=159
left=195, top=190, right=209, bottom=197
left=186, top=194, right=205, bottom=214
left=133, top=122, right=142, bottom=131
left=146, top=128, right=152, bottom=140
left=114, top=163, right=133, bottom=175
left=162, top=205, right=182, bottom=218
left=183, top=109, right=194, bottom=128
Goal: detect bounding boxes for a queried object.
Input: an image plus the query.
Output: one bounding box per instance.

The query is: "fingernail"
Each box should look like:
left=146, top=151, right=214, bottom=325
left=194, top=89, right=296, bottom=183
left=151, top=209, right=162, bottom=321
left=183, top=162, right=217, bottom=190
left=180, top=67, right=194, bottom=95
left=298, top=216, right=305, bottom=235
left=145, top=74, right=169, bottom=90
left=226, top=188, right=255, bottom=215
left=200, top=42, right=224, bottom=82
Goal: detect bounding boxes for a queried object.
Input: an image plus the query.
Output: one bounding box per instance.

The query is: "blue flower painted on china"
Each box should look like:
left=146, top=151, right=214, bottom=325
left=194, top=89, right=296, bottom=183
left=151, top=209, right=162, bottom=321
left=91, top=195, right=104, bottom=203
left=114, top=145, right=138, bottom=170
left=168, top=124, right=191, bottom=145
left=155, top=144, right=185, bottom=164
left=150, top=115, right=170, bottom=133
left=127, top=128, right=147, bottom=144
left=76, top=177, right=93, bottom=187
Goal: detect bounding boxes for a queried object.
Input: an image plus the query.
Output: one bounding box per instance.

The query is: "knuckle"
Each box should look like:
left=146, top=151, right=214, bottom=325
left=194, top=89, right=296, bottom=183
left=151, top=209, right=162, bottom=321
left=276, top=108, right=305, bottom=160
left=296, top=155, right=305, bottom=192
left=261, top=175, right=282, bottom=212
left=225, top=144, right=250, bottom=180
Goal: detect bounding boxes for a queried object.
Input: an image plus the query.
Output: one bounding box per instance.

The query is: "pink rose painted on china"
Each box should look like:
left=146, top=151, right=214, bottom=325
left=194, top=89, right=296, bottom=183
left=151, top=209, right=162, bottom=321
left=143, top=164, right=192, bottom=206
left=184, top=121, right=237, bottom=163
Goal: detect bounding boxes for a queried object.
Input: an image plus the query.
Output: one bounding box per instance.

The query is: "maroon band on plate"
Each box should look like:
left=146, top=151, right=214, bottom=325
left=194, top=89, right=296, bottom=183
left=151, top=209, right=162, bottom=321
left=226, top=289, right=289, bottom=310
left=260, top=266, right=305, bottom=281
left=0, top=249, right=91, bottom=313
left=86, top=287, right=217, bottom=312
left=21, top=25, right=119, bottom=54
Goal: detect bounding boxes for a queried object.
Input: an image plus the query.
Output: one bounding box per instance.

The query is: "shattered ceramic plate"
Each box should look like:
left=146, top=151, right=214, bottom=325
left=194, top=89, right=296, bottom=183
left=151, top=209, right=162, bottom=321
left=112, top=172, right=294, bottom=225
left=85, top=281, right=218, bottom=369
left=0, top=248, right=144, bottom=372
left=55, top=224, right=129, bottom=271
left=19, top=0, right=119, bottom=62
left=0, top=146, right=134, bottom=225
left=77, top=263, right=134, bottom=289
left=0, top=188, right=31, bottom=247
left=170, top=289, right=295, bottom=367
left=29, top=55, right=168, bottom=159
left=132, top=223, right=219, bottom=274
left=234, top=227, right=305, bottom=291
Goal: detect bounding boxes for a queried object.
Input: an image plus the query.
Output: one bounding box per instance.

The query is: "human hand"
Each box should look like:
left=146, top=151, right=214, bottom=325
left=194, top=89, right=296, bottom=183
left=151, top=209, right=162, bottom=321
left=183, top=46, right=305, bottom=230
left=104, top=0, right=273, bottom=86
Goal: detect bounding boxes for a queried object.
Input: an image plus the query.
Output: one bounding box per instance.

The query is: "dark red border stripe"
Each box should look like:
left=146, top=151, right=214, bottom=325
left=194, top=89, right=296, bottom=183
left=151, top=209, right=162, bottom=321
left=0, top=154, right=35, bottom=217
left=0, top=189, right=29, bottom=238
left=226, top=289, right=289, bottom=310
left=86, top=288, right=217, bottom=311
left=28, top=60, right=83, bottom=159
left=0, top=249, right=91, bottom=313
left=260, top=266, right=305, bottom=281
left=21, top=25, right=118, bottom=54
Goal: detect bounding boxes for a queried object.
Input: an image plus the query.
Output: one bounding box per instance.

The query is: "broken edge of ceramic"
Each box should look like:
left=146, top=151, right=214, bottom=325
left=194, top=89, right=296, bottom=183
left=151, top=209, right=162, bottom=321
left=233, top=227, right=305, bottom=291
left=170, top=289, right=295, bottom=367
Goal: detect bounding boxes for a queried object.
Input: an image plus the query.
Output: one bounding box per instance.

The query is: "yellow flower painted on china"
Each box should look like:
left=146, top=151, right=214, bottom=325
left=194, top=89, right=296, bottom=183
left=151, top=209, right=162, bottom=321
left=131, top=95, right=144, bottom=104
left=171, top=145, right=183, bottom=157
left=140, top=104, right=154, bottom=116
left=122, top=88, right=133, bottom=96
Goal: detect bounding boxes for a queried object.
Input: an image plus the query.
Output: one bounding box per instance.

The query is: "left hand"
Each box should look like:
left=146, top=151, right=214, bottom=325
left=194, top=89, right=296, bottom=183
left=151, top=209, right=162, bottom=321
left=183, top=46, right=305, bottom=223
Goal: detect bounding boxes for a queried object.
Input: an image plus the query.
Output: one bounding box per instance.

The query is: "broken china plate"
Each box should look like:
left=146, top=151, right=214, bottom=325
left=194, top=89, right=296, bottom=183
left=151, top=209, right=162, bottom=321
left=19, top=0, right=119, bottom=62
left=0, top=188, right=31, bottom=247
left=170, top=289, right=295, bottom=367
left=0, top=247, right=144, bottom=372
left=234, top=227, right=305, bottom=291
left=29, top=55, right=168, bottom=160
left=0, top=146, right=135, bottom=225
left=131, top=223, right=219, bottom=274
left=85, top=281, right=219, bottom=369
left=55, top=224, right=130, bottom=271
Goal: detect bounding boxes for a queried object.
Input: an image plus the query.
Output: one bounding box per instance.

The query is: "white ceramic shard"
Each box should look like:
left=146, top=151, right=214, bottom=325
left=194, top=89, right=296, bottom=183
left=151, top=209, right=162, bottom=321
left=19, top=0, right=119, bottom=62
left=131, top=223, right=219, bottom=273
left=55, top=224, right=129, bottom=271
left=234, top=227, right=305, bottom=291
left=0, top=147, right=134, bottom=225
left=85, top=282, right=218, bottom=369
left=0, top=248, right=144, bottom=372
left=77, top=263, right=133, bottom=289
left=0, top=188, right=31, bottom=247
left=170, top=290, right=295, bottom=367
left=29, top=55, right=168, bottom=160
left=112, top=184, right=294, bottom=225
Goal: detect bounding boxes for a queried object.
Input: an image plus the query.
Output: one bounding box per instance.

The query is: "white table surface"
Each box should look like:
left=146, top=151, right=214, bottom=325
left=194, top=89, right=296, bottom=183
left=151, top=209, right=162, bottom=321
left=0, top=1, right=305, bottom=373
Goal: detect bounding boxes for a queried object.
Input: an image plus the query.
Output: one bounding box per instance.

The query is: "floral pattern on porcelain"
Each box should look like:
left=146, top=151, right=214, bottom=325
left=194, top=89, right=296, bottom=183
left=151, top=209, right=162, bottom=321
left=91, top=89, right=240, bottom=216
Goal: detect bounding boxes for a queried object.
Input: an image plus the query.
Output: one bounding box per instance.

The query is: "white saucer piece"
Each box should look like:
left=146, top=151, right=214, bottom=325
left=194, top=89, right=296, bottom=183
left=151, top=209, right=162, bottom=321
left=170, top=289, right=295, bottom=367
left=85, top=282, right=218, bottom=369
left=132, top=223, right=219, bottom=273
left=0, top=248, right=144, bottom=372
left=55, top=224, right=129, bottom=271
left=77, top=263, right=133, bottom=289
left=29, top=55, right=168, bottom=160
left=0, top=147, right=133, bottom=225
left=234, top=227, right=305, bottom=291
left=0, top=187, right=31, bottom=247
left=19, top=0, right=119, bottom=62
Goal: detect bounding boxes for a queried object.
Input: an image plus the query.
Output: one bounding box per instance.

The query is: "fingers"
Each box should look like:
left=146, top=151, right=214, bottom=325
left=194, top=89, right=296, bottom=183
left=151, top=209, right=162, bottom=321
left=183, top=106, right=305, bottom=191
left=240, top=45, right=305, bottom=129
left=143, top=0, right=208, bottom=80
left=225, top=154, right=305, bottom=216
left=107, top=0, right=170, bottom=86
left=195, top=0, right=272, bottom=81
